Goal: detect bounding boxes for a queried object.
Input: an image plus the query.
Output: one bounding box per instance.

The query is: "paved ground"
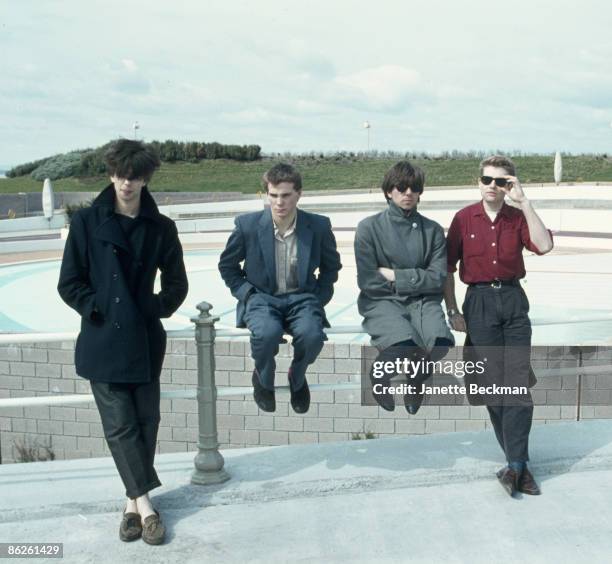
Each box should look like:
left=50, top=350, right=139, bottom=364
left=1, top=420, right=611, bottom=563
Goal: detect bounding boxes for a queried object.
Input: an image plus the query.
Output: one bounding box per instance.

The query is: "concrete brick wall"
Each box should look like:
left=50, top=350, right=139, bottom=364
left=0, top=341, right=610, bottom=463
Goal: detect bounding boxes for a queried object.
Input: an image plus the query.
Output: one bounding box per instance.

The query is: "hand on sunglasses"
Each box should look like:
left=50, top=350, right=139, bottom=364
left=480, top=174, right=526, bottom=203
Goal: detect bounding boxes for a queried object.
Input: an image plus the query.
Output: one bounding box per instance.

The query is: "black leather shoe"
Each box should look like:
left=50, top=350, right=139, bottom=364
left=290, top=377, right=310, bottom=414
left=369, top=370, right=395, bottom=412
left=518, top=468, right=541, bottom=495
left=496, top=466, right=519, bottom=497
left=252, top=370, right=275, bottom=412
left=403, top=348, right=431, bottom=415
left=404, top=395, right=423, bottom=415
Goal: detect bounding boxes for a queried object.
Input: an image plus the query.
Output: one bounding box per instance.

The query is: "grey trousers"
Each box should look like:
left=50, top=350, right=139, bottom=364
left=90, top=377, right=161, bottom=498
left=463, top=284, right=534, bottom=463
left=243, top=292, right=326, bottom=391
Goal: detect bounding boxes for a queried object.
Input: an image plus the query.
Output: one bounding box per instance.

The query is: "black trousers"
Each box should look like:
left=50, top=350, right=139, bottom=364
left=463, top=284, right=533, bottom=463
left=91, top=377, right=161, bottom=498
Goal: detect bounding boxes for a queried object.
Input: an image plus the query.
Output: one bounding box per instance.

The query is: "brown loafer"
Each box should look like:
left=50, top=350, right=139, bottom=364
left=518, top=468, right=541, bottom=495
left=119, top=511, right=142, bottom=542
left=142, top=510, right=165, bottom=545
left=496, top=467, right=519, bottom=497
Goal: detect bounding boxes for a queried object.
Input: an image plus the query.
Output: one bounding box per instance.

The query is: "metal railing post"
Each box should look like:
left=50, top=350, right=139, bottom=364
left=191, top=301, right=230, bottom=485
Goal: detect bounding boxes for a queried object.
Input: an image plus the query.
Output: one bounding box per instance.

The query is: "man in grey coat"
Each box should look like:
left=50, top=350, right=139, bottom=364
left=355, top=161, right=454, bottom=413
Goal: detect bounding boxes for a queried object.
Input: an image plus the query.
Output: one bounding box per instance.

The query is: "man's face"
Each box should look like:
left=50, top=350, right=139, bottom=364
left=267, top=182, right=301, bottom=222
left=111, top=175, right=146, bottom=205
left=389, top=186, right=420, bottom=211
left=479, top=166, right=508, bottom=205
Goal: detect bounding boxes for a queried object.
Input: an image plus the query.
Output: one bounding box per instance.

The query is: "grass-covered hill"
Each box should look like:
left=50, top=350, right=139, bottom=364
left=1, top=145, right=611, bottom=194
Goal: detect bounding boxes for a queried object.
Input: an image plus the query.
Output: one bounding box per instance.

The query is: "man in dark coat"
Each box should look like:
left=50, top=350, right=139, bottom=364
left=444, top=154, right=553, bottom=498
left=57, top=139, right=188, bottom=544
left=218, top=163, right=341, bottom=414
left=355, top=161, right=454, bottom=414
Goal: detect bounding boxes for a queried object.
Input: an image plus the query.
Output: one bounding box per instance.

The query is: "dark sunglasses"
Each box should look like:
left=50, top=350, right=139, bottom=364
left=394, top=184, right=423, bottom=195
left=480, top=176, right=509, bottom=188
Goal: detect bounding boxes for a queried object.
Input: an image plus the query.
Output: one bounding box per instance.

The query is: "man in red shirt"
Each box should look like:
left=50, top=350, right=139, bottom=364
left=444, top=155, right=553, bottom=497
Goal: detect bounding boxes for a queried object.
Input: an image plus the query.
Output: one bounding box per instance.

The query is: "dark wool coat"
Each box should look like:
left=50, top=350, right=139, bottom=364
left=57, top=184, right=188, bottom=384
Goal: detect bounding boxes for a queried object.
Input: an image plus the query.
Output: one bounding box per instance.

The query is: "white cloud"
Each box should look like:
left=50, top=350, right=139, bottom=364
left=334, top=65, right=424, bottom=112
left=2, top=0, right=612, bottom=164
left=121, top=59, right=138, bottom=72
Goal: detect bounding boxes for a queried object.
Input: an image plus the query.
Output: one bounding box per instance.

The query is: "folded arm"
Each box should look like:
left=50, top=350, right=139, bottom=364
left=354, top=222, right=395, bottom=298
left=390, top=225, right=448, bottom=296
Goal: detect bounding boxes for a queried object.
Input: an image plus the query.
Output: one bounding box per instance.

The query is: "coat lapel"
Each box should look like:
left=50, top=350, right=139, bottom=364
left=94, top=213, right=132, bottom=254
left=296, top=209, right=313, bottom=289
left=258, top=209, right=276, bottom=292
left=91, top=184, right=162, bottom=256
left=385, top=203, right=424, bottom=267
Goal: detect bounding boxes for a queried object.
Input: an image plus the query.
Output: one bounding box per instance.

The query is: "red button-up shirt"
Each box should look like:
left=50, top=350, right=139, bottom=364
left=446, top=201, right=552, bottom=284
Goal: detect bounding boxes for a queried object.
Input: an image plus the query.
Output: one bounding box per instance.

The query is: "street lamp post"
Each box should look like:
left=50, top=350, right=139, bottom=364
left=363, top=121, right=371, bottom=152
left=133, top=121, right=140, bottom=140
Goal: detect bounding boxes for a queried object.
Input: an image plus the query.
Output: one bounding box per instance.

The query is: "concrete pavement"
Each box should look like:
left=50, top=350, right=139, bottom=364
left=1, top=420, right=612, bottom=563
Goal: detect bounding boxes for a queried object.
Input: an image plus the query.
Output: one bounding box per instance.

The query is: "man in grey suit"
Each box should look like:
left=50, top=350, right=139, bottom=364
left=355, top=161, right=454, bottom=414
left=219, top=163, right=342, bottom=413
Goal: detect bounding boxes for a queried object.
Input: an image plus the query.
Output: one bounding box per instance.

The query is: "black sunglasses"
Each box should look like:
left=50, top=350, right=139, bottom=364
left=394, top=184, right=423, bottom=194
left=480, top=176, right=509, bottom=188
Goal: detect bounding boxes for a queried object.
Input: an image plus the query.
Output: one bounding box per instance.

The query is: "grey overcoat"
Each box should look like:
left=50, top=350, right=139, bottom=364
left=354, top=201, right=454, bottom=350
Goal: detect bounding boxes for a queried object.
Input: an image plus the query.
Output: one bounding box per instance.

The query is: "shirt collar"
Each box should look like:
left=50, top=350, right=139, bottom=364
left=273, top=213, right=297, bottom=237
left=473, top=200, right=512, bottom=219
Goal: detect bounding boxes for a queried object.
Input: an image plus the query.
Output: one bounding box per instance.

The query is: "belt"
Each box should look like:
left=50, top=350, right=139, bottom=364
left=469, top=279, right=520, bottom=289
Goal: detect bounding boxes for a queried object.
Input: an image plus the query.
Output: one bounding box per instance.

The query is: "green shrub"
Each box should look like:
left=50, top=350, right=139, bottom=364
left=6, top=157, right=50, bottom=178
left=80, top=142, right=113, bottom=177
left=31, top=151, right=84, bottom=181
left=64, top=199, right=93, bottom=223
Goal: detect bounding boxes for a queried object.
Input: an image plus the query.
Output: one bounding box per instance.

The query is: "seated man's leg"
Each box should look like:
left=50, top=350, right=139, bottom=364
left=243, top=293, right=285, bottom=391
left=391, top=339, right=430, bottom=414
left=284, top=293, right=326, bottom=390
left=363, top=301, right=419, bottom=411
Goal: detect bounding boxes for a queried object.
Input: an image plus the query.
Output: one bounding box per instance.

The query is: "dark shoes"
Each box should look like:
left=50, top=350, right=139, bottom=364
left=252, top=370, right=276, bottom=412
left=119, top=511, right=142, bottom=542
left=403, top=388, right=424, bottom=415
left=290, top=377, right=310, bottom=414
left=369, top=367, right=395, bottom=412
left=518, top=467, right=541, bottom=495
left=496, top=466, right=541, bottom=497
left=403, top=349, right=430, bottom=415
left=496, top=467, right=520, bottom=497
left=142, top=510, right=166, bottom=545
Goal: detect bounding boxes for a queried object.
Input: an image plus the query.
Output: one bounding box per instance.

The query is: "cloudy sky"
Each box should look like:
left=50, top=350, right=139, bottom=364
left=1, top=0, right=611, bottom=166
